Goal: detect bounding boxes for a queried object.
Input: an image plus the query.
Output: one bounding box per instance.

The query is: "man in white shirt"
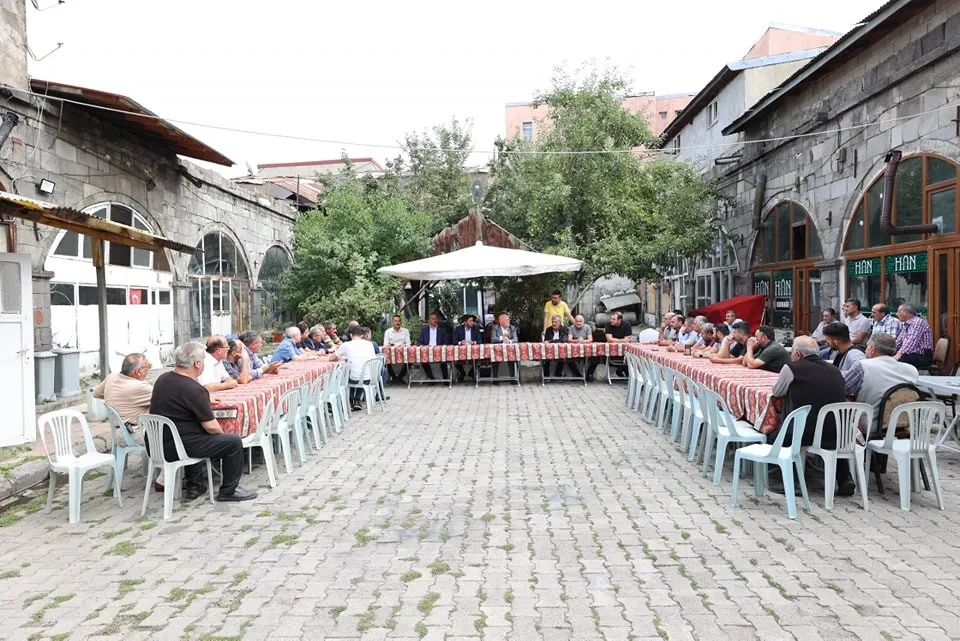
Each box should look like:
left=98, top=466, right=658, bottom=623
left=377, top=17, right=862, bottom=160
left=842, top=299, right=872, bottom=347
left=197, top=336, right=238, bottom=393
left=383, top=314, right=411, bottom=384
left=338, top=325, right=378, bottom=411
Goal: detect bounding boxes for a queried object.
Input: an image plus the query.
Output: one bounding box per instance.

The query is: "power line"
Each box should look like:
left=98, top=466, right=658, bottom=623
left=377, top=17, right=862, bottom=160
left=18, top=87, right=958, bottom=158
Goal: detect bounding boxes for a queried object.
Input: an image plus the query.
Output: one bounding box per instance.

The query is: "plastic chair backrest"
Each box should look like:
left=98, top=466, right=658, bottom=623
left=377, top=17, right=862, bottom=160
left=683, top=375, right=701, bottom=412
left=38, top=409, right=92, bottom=463
left=933, top=336, right=950, bottom=365
left=813, top=402, right=872, bottom=452
left=878, top=383, right=926, bottom=436
left=339, top=362, right=350, bottom=391
left=279, top=388, right=300, bottom=421
left=701, top=387, right=735, bottom=435
left=767, top=405, right=812, bottom=459
left=884, top=401, right=945, bottom=452
left=257, top=400, right=277, bottom=436
left=322, top=368, right=339, bottom=400
left=139, top=414, right=190, bottom=464
left=298, top=383, right=311, bottom=412
left=359, top=357, right=381, bottom=382
left=104, top=404, right=140, bottom=450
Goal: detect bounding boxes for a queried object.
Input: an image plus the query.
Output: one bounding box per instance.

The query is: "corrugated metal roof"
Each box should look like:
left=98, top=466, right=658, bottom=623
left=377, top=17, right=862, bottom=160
left=598, top=293, right=642, bottom=310
left=30, top=79, right=233, bottom=167
left=257, top=157, right=383, bottom=170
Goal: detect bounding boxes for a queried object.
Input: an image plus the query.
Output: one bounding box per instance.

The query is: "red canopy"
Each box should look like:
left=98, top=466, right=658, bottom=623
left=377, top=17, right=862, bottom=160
left=692, top=294, right=766, bottom=330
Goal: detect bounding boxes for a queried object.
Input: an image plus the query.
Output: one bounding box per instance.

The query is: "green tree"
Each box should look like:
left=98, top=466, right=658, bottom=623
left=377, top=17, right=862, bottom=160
left=281, top=177, right=432, bottom=327
left=486, top=66, right=724, bottom=306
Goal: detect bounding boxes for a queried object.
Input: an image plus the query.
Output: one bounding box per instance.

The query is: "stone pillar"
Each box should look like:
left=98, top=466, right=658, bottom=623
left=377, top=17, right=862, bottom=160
left=816, top=259, right=842, bottom=311
left=172, top=281, right=192, bottom=345
left=250, top=286, right=264, bottom=332
left=0, top=0, right=27, bottom=91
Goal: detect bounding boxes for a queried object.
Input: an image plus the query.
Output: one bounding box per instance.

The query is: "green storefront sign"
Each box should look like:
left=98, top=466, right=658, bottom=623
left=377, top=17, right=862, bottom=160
left=884, top=252, right=927, bottom=274
left=847, top=257, right=881, bottom=278
left=773, top=270, right=793, bottom=298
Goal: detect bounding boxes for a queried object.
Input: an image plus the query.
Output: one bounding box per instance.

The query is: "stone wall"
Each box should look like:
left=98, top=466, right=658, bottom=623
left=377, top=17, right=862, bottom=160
left=0, top=0, right=27, bottom=91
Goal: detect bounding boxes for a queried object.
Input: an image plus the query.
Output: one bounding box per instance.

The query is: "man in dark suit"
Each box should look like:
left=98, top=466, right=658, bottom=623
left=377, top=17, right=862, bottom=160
left=543, top=314, right=575, bottom=378
left=491, top=312, right=519, bottom=381
left=453, top=315, right=482, bottom=382
left=417, top=311, right=450, bottom=380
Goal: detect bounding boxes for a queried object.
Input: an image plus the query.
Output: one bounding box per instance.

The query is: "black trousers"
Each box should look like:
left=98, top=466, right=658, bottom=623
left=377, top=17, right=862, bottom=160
left=492, top=362, right=516, bottom=379
left=349, top=378, right=371, bottom=405
left=148, top=431, right=245, bottom=495
left=899, top=350, right=933, bottom=369
left=542, top=360, right=582, bottom=377
left=387, top=364, right=408, bottom=381
left=422, top=364, right=448, bottom=380
left=455, top=363, right=475, bottom=379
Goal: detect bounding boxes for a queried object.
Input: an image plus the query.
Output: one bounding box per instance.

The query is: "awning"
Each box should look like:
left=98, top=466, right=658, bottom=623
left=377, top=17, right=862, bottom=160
left=0, top=192, right=193, bottom=254
left=377, top=241, right=582, bottom=281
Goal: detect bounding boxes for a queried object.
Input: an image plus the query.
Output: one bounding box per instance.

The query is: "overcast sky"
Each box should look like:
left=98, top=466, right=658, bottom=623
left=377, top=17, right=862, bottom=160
left=27, top=0, right=884, bottom=175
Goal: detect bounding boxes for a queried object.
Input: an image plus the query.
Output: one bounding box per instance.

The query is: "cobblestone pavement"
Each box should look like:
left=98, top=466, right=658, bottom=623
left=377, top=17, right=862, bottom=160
left=3, top=378, right=960, bottom=641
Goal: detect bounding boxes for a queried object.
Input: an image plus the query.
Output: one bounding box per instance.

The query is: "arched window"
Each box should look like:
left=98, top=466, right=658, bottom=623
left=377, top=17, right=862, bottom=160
left=750, top=202, right=823, bottom=333
left=258, top=246, right=292, bottom=329
left=52, top=204, right=167, bottom=270
left=188, top=232, right=250, bottom=337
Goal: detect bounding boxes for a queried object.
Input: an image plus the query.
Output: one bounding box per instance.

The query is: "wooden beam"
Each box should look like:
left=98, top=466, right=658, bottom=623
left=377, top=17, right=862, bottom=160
left=91, top=238, right=110, bottom=380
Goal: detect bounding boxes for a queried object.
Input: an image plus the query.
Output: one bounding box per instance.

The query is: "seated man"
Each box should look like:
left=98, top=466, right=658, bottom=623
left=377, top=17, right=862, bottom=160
left=710, top=321, right=750, bottom=365
left=821, top=322, right=865, bottom=384
left=742, top=325, right=791, bottom=373
left=605, top=311, right=632, bottom=376
left=418, top=312, right=450, bottom=380
left=670, top=317, right=699, bottom=351
left=844, top=333, right=920, bottom=432
left=338, top=325, right=378, bottom=411
left=383, top=314, right=411, bottom=384
left=842, top=298, right=873, bottom=348
left=894, top=303, right=933, bottom=369
left=270, top=327, right=321, bottom=364
left=766, top=336, right=852, bottom=496
left=543, top=314, right=578, bottom=378
left=221, top=338, right=252, bottom=384
left=93, top=352, right=153, bottom=430
left=197, top=336, right=239, bottom=393
left=811, top=307, right=839, bottom=358
left=724, top=309, right=744, bottom=331
left=657, top=314, right=680, bottom=346
left=324, top=321, right=342, bottom=348
left=690, top=323, right=716, bottom=355
left=491, top=312, right=519, bottom=380
left=342, top=320, right=360, bottom=343
left=454, top=314, right=482, bottom=382
left=239, top=331, right=281, bottom=378
left=694, top=323, right=725, bottom=357
left=569, top=315, right=597, bottom=380
left=147, top=341, right=256, bottom=502
left=299, top=326, right=329, bottom=353
left=870, top=303, right=900, bottom=339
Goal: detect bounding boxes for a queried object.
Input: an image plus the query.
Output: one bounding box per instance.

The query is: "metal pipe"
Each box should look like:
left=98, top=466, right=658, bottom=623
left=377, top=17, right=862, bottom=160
left=751, top=174, right=767, bottom=231
left=0, top=112, right=20, bottom=149
left=880, top=150, right=939, bottom=235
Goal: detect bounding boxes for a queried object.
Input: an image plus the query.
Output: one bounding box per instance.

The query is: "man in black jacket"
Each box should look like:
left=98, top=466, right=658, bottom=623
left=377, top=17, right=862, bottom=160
left=766, top=336, right=854, bottom=497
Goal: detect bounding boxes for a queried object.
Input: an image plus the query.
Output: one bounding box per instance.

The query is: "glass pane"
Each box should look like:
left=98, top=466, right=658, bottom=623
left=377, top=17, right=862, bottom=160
left=847, top=275, right=881, bottom=312
left=808, top=222, right=823, bottom=258
left=776, top=204, right=791, bottom=262
left=793, top=206, right=805, bottom=225
left=886, top=271, right=928, bottom=318
left=792, top=224, right=807, bottom=260
left=49, top=283, right=75, bottom=306
left=220, top=236, right=236, bottom=277
left=807, top=270, right=822, bottom=334
left=201, top=233, right=221, bottom=276
left=109, top=243, right=131, bottom=267
left=132, top=248, right=151, bottom=267
left=159, top=290, right=171, bottom=305
left=762, top=214, right=774, bottom=264
left=938, top=253, right=948, bottom=338
left=0, top=261, right=22, bottom=313
left=259, top=247, right=291, bottom=281
left=212, top=280, right=223, bottom=313
left=82, top=235, right=92, bottom=260
left=931, top=189, right=956, bottom=235
left=54, top=232, right=79, bottom=257
left=106, top=288, right=126, bottom=305
left=927, top=157, right=957, bottom=185
left=78, top=286, right=98, bottom=305
left=132, top=215, right=149, bottom=232
left=846, top=204, right=865, bottom=250
left=109, top=205, right=133, bottom=227
left=189, top=278, right=203, bottom=337
left=750, top=233, right=764, bottom=266
left=894, top=157, right=923, bottom=243
left=188, top=244, right=203, bottom=275
left=867, top=180, right=891, bottom=248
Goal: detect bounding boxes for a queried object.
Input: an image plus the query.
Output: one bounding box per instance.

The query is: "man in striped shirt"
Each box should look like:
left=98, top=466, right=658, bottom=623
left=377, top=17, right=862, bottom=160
left=869, top=303, right=900, bottom=339
left=894, top=303, right=933, bottom=369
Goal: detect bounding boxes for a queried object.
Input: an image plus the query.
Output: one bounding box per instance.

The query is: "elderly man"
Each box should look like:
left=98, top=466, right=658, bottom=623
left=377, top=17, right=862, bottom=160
left=239, top=331, right=281, bottom=379
left=845, top=333, right=920, bottom=429
left=197, top=336, right=239, bottom=392
left=324, top=322, right=342, bottom=348
left=811, top=307, right=840, bottom=357
left=842, top=298, right=872, bottom=347
left=671, top=317, right=699, bottom=351
left=454, top=314, right=482, bottom=382
left=569, top=315, right=597, bottom=380
left=894, top=303, right=933, bottom=368
left=222, top=338, right=252, bottom=384
left=743, top=325, right=790, bottom=373
left=543, top=290, right=576, bottom=332
left=342, top=320, right=360, bottom=343
left=418, top=311, right=450, bottom=380
left=491, top=312, right=519, bottom=381
left=383, top=314, right=411, bottom=384
left=710, top=322, right=750, bottom=365
left=147, top=341, right=256, bottom=502
left=766, top=336, right=852, bottom=496
left=694, top=323, right=724, bottom=357
left=658, top=314, right=681, bottom=346
left=299, top=326, right=329, bottom=353
left=271, top=327, right=320, bottom=364
left=93, top=353, right=153, bottom=429
left=870, top=303, right=900, bottom=339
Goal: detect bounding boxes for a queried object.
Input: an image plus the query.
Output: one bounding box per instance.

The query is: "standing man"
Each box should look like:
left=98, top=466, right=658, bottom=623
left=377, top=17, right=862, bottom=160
left=93, top=353, right=154, bottom=429
left=894, top=303, right=933, bottom=368
left=239, top=331, right=281, bottom=379
left=491, top=312, right=519, bottom=381
left=383, top=314, right=411, bottom=384
left=197, top=336, right=239, bottom=393
left=544, top=290, right=576, bottom=332
left=417, top=312, right=450, bottom=380
left=605, top=311, right=632, bottom=377
left=724, top=310, right=743, bottom=331
left=742, top=325, right=791, bottom=373
left=454, top=314, right=482, bottom=382
left=870, top=303, right=900, bottom=339
left=842, top=299, right=872, bottom=347
left=148, top=341, right=256, bottom=502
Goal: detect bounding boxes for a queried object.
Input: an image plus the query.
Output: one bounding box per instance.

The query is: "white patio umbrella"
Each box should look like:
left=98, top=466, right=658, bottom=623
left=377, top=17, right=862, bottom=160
left=377, top=241, right=582, bottom=281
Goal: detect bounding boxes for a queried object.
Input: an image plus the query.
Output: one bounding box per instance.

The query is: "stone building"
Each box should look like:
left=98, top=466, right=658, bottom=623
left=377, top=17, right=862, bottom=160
left=1, top=1, right=295, bottom=373
left=714, top=0, right=960, bottom=365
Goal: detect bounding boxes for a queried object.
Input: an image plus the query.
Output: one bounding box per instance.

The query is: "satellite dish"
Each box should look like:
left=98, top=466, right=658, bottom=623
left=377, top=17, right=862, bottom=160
left=471, top=179, right=483, bottom=204
left=245, top=161, right=257, bottom=177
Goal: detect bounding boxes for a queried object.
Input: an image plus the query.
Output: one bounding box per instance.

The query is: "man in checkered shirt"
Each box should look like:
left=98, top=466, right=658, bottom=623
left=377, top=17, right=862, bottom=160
left=894, top=303, right=933, bottom=369
left=869, top=303, right=900, bottom=339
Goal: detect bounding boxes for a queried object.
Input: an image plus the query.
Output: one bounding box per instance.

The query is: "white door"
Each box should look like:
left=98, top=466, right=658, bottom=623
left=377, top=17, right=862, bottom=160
left=0, top=254, right=34, bottom=446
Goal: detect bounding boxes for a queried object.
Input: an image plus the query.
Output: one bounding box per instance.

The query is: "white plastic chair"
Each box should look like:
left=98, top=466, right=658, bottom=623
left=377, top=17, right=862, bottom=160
left=103, top=404, right=148, bottom=507
left=85, top=388, right=109, bottom=421
left=242, top=400, right=280, bottom=488
left=306, top=373, right=330, bottom=448
left=274, top=389, right=302, bottom=473
left=338, top=361, right=351, bottom=422
left=139, top=414, right=215, bottom=520
left=801, top=402, right=872, bottom=510
left=865, top=401, right=946, bottom=511
left=38, top=409, right=117, bottom=524
left=654, top=364, right=679, bottom=433
left=700, top=388, right=766, bottom=484
left=349, top=358, right=387, bottom=414
left=323, top=365, right=346, bottom=434
left=640, top=359, right=660, bottom=422
left=676, top=374, right=704, bottom=457
left=731, top=405, right=813, bottom=519
left=625, top=353, right=641, bottom=410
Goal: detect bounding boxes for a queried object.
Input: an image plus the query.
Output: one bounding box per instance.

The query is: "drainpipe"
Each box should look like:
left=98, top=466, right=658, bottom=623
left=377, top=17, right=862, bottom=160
left=880, top=150, right=939, bottom=235
left=751, top=173, right=767, bottom=231
left=0, top=112, right=19, bottom=149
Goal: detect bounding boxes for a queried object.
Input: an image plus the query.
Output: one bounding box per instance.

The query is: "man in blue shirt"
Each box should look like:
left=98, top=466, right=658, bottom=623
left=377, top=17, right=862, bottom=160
left=271, top=327, right=320, bottom=364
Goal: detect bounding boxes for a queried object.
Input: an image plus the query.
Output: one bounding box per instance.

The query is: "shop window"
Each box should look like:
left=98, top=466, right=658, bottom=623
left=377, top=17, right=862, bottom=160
left=49, top=283, right=75, bottom=305
left=750, top=201, right=822, bottom=267
left=51, top=204, right=155, bottom=269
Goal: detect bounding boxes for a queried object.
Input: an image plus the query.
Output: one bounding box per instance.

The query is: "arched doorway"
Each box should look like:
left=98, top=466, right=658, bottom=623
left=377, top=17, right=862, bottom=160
left=188, top=232, right=250, bottom=337
left=44, top=203, right=174, bottom=370
left=842, top=153, right=959, bottom=362
left=749, top=201, right=824, bottom=334
left=258, top=245, right=291, bottom=330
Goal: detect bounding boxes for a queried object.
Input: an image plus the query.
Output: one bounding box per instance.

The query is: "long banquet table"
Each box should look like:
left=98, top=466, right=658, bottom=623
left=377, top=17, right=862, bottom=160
left=211, top=360, right=337, bottom=437
left=626, top=344, right=779, bottom=427
left=382, top=342, right=625, bottom=364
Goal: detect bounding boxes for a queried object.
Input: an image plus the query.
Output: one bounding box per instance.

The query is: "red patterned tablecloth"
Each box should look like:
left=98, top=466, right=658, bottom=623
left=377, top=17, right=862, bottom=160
left=211, top=360, right=337, bottom=437
left=382, top=342, right=625, bottom=364
left=626, top=344, right=778, bottom=425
